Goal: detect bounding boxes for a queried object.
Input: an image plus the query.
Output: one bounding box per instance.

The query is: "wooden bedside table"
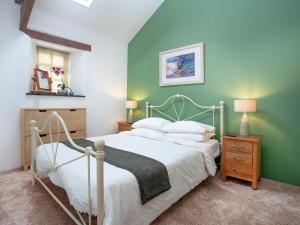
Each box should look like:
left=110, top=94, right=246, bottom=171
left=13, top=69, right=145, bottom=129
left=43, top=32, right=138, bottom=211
left=117, top=121, right=132, bottom=132
left=221, top=135, right=261, bottom=189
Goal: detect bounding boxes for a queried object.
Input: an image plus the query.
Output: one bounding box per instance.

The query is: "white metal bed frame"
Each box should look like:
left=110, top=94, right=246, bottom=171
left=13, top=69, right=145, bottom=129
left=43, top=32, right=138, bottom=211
left=30, top=112, right=105, bottom=225
left=30, top=93, right=224, bottom=225
left=146, top=94, right=224, bottom=142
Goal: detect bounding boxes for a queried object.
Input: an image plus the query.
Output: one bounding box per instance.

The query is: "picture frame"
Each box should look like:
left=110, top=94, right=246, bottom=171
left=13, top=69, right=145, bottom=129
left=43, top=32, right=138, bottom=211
left=159, top=43, right=204, bottom=86
left=33, top=68, right=52, bottom=92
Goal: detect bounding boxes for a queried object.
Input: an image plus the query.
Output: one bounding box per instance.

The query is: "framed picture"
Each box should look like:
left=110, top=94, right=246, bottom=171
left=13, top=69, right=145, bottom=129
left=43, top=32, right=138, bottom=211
left=33, top=68, right=52, bottom=92
left=159, top=43, right=204, bottom=86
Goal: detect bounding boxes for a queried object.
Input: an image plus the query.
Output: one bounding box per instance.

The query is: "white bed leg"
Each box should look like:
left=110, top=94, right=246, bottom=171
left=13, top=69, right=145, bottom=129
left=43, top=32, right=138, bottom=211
left=30, top=120, right=37, bottom=186
left=94, top=139, right=105, bottom=225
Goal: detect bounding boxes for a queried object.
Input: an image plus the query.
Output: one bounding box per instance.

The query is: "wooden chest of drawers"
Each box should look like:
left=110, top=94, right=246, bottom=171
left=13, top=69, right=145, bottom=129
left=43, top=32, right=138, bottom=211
left=221, top=135, right=261, bottom=189
left=21, top=108, right=86, bottom=171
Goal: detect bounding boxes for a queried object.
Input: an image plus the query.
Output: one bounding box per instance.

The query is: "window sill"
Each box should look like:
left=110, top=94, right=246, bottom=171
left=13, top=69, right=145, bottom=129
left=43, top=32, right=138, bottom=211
left=26, top=92, right=85, bottom=98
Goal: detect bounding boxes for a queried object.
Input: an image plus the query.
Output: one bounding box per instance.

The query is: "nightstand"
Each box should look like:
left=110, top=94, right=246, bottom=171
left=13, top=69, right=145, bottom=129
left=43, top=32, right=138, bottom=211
left=117, top=121, right=132, bottom=132
left=221, top=135, right=261, bottom=189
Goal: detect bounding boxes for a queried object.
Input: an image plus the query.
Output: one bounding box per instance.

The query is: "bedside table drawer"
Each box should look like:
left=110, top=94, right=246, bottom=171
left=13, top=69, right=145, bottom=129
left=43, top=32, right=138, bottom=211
left=226, top=152, right=252, bottom=165
left=118, top=122, right=132, bottom=132
left=225, top=140, right=253, bottom=154
left=227, top=163, right=253, bottom=178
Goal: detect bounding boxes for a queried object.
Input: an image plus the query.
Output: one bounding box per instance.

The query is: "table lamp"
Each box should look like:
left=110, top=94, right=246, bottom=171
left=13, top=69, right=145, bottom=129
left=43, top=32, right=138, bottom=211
left=126, top=100, right=138, bottom=123
left=234, top=99, right=256, bottom=136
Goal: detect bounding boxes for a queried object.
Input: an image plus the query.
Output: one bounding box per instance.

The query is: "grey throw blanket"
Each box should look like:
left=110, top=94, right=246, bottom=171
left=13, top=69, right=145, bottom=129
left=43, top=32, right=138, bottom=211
left=60, top=139, right=171, bottom=204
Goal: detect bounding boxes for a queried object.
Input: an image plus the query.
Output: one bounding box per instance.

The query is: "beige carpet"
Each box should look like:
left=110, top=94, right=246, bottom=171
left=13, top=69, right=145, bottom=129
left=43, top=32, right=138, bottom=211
left=0, top=170, right=299, bottom=225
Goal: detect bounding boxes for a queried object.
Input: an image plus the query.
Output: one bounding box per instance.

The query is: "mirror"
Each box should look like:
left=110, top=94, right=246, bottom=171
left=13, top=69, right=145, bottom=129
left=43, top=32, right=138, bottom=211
left=34, top=68, right=52, bottom=92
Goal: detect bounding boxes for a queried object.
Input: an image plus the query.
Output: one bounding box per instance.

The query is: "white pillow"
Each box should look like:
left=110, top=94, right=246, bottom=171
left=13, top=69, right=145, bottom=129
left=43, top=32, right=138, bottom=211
left=129, top=128, right=165, bottom=140
left=165, top=132, right=214, bottom=142
left=162, top=120, right=215, bottom=134
left=132, top=117, right=171, bottom=130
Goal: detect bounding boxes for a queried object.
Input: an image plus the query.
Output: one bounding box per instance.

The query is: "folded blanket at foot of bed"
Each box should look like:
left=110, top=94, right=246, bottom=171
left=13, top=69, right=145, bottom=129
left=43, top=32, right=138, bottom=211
left=60, top=139, right=171, bottom=204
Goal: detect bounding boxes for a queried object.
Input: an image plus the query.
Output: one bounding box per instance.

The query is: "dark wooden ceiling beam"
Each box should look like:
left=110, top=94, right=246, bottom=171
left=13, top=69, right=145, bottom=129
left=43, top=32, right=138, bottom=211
left=19, top=0, right=35, bottom=32
left=15, top=0, right=92, bottom=51
left=25, top=29, right=92, bottom=52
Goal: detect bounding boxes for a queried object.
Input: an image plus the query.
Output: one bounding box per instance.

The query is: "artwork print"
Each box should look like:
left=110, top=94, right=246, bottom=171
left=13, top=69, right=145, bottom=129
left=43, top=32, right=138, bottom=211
left=160, top=43, right=204, bottom=86
left=166, top=53, right=195, bottom=79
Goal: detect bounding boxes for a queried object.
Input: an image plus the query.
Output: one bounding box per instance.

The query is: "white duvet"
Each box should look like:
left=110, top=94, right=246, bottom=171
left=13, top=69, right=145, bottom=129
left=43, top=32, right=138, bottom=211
left=36, top=133, right=220, bottom=225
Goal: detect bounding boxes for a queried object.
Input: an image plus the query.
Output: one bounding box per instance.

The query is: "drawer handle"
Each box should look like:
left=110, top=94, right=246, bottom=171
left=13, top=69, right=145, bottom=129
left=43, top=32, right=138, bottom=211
left=70, top=109, right=77, bottom=112
left=231, top=144, right=243, bottom=148
left=39, top=110, right=47, bottom=112
left=233, top=157, right=243, bottom=161
left=233, top=169, right=242, bottom=173
left=70, top=131, right=76, bottom=134
left=40, top=134, right=48, bottom=137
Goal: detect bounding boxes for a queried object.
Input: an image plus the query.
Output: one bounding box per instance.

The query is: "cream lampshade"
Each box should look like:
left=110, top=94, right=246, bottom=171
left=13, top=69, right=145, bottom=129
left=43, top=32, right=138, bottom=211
left=234, top=99, right=256, bottom=136
left=126, top=100, right=138, bottom=123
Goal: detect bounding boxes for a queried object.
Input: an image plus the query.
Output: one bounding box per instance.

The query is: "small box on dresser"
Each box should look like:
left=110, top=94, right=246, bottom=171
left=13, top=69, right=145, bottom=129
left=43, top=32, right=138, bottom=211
left=21, top=108, right=86, bottom=171
left=221, top=135, right=261, bottom=189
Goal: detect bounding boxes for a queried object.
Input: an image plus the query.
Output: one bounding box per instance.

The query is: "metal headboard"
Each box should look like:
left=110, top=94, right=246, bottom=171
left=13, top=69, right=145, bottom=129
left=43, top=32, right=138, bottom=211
left=146, top=93, right=224, bottom=142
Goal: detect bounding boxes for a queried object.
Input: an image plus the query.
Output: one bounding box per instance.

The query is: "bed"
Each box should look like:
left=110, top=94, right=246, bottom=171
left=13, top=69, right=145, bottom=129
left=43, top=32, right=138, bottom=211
left=30, top=94, right=224, bottom=225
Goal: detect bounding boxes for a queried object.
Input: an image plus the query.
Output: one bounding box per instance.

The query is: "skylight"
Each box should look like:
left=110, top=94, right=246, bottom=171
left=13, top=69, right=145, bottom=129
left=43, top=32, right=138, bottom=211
left=72, top=0, right=94, bottom=8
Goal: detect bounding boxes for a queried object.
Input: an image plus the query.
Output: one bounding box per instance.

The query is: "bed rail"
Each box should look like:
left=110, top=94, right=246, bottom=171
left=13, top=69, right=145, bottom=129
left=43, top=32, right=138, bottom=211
left=30, top=112, right=105, bottom=225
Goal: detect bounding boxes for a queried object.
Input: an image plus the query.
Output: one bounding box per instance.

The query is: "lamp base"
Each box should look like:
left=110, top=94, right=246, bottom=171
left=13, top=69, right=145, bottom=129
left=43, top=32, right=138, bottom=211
left=127, top=109, right=133, bottom=124
left=240, top=121, right=250, bottom=136
left=239, top=112, right=250, bottom=136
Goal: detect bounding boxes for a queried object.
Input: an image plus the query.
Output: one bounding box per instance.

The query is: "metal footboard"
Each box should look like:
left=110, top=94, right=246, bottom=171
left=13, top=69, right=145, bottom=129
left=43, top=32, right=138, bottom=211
left=30, top=112, right=105, bottom=225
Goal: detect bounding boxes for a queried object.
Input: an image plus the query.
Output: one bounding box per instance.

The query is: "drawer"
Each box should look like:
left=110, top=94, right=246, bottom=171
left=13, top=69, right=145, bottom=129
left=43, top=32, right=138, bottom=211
left=118, top=123, right=132, bottom=132
left=24, top=109, right=64, bottom=136
left=226, top=152, right=252, bottom=166
left=60, top=109, right=86, bottom=131
left=24, top=131, right=86, bottom=163
left=60, top=130, right=86, bottom=141
left=226, top=162, right=252, bottom=178
left=225, top=140, right=253, bottom=154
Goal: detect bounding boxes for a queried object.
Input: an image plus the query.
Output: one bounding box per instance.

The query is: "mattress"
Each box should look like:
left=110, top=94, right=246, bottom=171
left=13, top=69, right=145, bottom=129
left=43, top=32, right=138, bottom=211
left=36, top=133, right=220, bottom=225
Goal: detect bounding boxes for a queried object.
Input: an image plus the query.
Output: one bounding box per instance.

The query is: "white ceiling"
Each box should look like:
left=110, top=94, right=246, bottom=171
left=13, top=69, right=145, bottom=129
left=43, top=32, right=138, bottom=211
left=31, top=0, right=165, bottom=42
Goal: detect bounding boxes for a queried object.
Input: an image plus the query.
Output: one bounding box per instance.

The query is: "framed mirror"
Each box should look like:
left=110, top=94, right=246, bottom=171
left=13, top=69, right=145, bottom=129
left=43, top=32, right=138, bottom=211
left=34, top=68, right=52, bottom=92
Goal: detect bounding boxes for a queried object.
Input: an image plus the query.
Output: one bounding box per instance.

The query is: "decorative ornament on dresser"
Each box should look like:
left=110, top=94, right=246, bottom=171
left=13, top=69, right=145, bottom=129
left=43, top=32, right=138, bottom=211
left=234, top=99, right=256, bottom=136
left=159, top=43, right=204, bottom=86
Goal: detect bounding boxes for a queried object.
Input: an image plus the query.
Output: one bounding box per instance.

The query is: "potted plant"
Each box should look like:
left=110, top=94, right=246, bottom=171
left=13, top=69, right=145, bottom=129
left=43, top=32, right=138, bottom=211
left=57, top=83, right=74, bottom=96
left=51, top=67, right=74, bottom=96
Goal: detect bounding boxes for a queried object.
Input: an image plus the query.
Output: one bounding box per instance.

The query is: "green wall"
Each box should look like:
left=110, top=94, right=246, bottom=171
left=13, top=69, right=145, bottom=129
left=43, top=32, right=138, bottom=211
left=127, top=0, right=300, bottom=186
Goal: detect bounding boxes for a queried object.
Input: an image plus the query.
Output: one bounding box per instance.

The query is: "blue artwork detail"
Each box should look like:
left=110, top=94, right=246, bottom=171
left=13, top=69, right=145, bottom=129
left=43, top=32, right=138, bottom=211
left=166, top=53, right=195, bottom=79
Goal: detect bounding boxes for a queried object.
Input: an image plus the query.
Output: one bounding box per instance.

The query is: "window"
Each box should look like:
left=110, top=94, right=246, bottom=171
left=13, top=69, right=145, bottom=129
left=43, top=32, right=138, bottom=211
left=36, top=47, right=69, bottom=92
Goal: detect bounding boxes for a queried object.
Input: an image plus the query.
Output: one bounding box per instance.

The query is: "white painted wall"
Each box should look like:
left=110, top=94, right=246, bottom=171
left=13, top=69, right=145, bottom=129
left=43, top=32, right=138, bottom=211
left=0, top=1, right=127, bottom=172
left=69, top=52, right=88, bottom=96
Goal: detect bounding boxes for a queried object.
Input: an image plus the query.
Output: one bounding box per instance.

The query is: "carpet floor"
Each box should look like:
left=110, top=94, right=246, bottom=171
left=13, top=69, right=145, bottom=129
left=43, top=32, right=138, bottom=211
left=0, top=170, right=299, bottom=225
